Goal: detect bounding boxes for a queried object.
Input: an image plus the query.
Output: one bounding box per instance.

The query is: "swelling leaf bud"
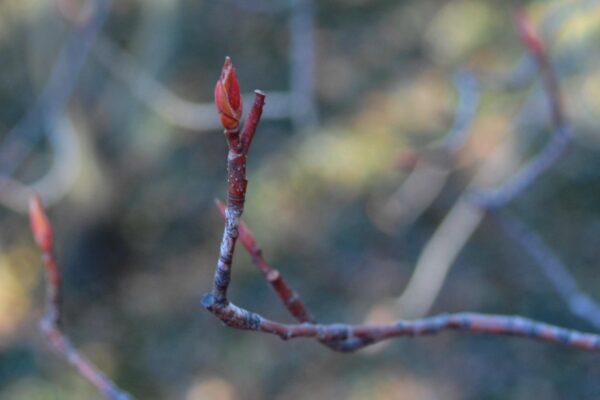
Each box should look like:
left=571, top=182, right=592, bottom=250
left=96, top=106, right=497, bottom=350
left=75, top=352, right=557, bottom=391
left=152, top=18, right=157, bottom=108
left=215, top=57, right=243, bottom=130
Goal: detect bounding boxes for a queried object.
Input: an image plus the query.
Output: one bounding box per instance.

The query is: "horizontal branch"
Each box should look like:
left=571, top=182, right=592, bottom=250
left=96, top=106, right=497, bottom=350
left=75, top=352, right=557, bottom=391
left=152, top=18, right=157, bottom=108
left=203, top=295, right=600, bottom=352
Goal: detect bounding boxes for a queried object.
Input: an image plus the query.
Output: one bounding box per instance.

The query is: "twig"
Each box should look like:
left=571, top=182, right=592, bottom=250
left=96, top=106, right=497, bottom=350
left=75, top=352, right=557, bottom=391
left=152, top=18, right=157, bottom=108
left=215, top=200, right=372, bottom=351
left=470, top=11, right=570, bottom=209
left=211, top=197, right=600, bottom=352
left=203, top=297, right=600, bottom=351
left=203, top=58, right=600, bottom=353
left=215, top=200, right=313, bottom=323
left=491, top=210, right=600, bottom=329
left=210, top=57, right=266, bottom=303
left=29, top=195, right=132, bottom=400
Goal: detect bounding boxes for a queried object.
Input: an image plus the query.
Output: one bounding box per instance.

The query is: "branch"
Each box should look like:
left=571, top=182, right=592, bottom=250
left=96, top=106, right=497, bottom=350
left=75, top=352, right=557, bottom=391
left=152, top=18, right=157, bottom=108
left=210, top=58, right=265, bottom=303
left=215, top=200, right=372, bottom=351
left=470, top=11, right=570, bottom=209
left=29, top=195, right=132, bottom=400
left=203, top=296, right=600, bottom=351
left=209, top=200, right=600, bottom=351
left=215, top=200, right=313, bottom=323
left=203, top=58, right=600, bottom=353
left=491, top=210, right=600, bottom=329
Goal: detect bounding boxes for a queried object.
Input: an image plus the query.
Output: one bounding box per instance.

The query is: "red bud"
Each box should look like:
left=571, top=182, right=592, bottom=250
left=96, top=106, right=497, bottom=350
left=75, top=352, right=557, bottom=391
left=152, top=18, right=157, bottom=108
left=29, top=194, right=53, bottom=253
left=514, top=10, right=544, bottom=56
left=215, top=57, right=243, bottom=130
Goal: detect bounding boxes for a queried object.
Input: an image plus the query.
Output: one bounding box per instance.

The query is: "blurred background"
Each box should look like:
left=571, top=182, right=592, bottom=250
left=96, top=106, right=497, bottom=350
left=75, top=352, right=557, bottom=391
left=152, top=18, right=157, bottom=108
left=0, top=0, right=600, bottom=398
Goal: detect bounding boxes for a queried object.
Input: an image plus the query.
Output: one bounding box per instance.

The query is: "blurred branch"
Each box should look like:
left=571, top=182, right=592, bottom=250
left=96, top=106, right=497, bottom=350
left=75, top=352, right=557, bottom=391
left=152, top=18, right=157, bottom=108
left=0, top=0, right=111, bottom=181
left=395, top=198, right=484, bottom=319
left=395, top=11, right=572, bottom=318
left=372, top=70, right=480, bottom=233
left=29, top=195, right=132, bottom=400
left=470, top=11, right=570, bottom=209
left=491, top=210, right=600, bottom=330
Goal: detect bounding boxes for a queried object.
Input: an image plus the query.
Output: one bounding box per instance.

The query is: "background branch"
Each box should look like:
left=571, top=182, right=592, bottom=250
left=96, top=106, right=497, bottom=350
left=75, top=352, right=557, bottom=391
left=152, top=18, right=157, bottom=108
left=29, top=195, right=132, bottom=400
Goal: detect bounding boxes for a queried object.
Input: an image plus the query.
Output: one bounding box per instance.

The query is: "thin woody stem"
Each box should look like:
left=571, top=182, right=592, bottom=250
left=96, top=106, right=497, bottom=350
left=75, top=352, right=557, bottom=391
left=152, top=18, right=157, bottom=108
left=203, top=295, right=600, bottom=352
left=215, top=200, right=373, bottom=351
left=211, top=91, right=266, bottom=304
left=204, top=59, right=600, bottom=354
left=215, top=199, right=313, bottom=322
left=214, top=202, right=600, bottom=352
left=31, top=197, right=132, bottom=400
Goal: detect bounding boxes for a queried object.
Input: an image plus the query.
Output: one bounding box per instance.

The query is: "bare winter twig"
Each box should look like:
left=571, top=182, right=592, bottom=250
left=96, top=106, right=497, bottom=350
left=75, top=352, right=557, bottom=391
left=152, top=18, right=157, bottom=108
left=203, top=57, right=600, bottom=353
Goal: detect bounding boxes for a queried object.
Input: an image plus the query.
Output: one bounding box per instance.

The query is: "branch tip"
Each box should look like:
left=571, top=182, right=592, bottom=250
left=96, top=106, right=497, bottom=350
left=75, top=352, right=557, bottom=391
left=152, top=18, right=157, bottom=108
left=215, top=57, right=242, bottom=131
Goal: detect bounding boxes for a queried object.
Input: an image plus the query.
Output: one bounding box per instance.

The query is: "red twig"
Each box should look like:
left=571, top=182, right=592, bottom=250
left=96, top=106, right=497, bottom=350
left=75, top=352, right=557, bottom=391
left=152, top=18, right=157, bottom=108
left=29, top=195, right=132, bottom=400
left=215, top=200, right=313, bottom=322
left=203, top=58, right=600, bottom=353
left=215, top=200, right=372, bottom=351
left=210, top=57, right=266, bottom=304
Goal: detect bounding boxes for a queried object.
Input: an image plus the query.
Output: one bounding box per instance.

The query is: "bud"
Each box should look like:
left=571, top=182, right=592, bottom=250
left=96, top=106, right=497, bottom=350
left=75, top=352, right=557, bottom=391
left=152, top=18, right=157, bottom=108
left=514, top=10, right=544, bottom=56
left=29, top=194, right=53, bottom=253
left=215, top=57, right=243, bottom=130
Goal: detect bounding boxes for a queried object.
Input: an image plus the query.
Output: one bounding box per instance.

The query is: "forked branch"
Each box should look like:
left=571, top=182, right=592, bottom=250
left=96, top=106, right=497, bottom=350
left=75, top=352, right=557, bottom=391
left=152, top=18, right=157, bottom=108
left=203, top=58, right=600, bottom=353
